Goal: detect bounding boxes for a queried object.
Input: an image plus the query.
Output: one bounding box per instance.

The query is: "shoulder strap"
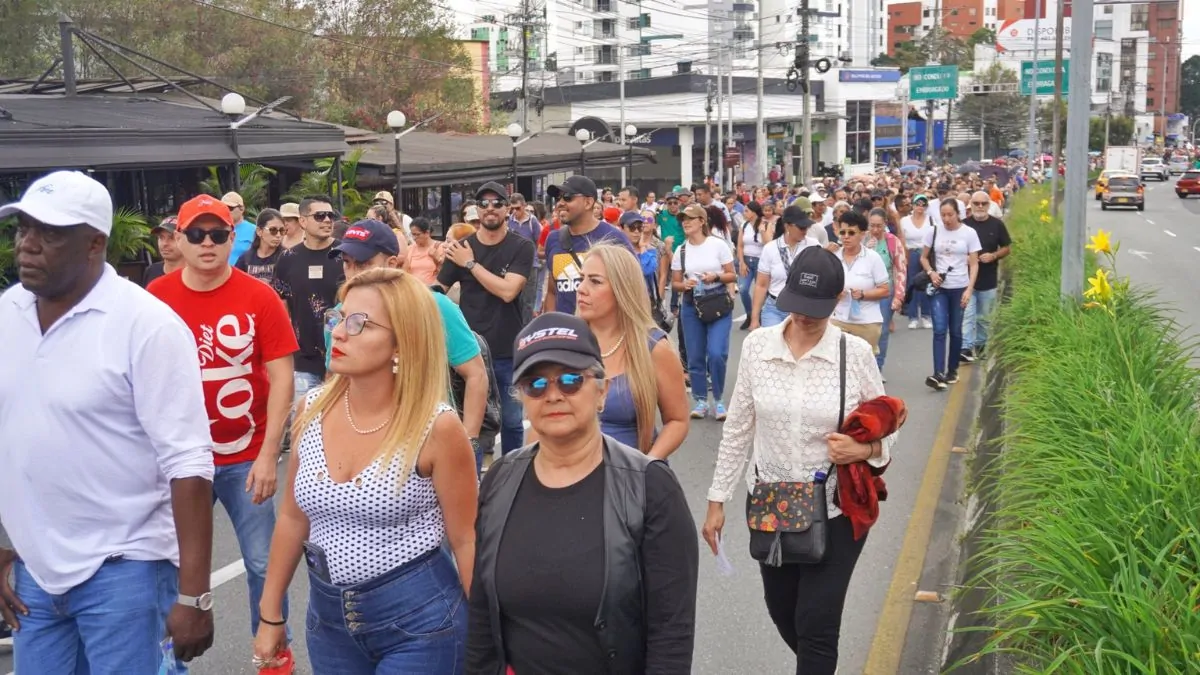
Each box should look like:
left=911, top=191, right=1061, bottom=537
left=837, top=333, right=847, bottom=430
left=680, top=242, right=687, bottom=274
left=778, top=239, right=792, bottom=268
left=559, top=227, right=584, bottom=269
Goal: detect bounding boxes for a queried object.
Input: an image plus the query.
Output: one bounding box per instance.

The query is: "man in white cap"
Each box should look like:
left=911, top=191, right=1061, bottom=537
left=278, top=202, right=305, bottom=249
left=371, top=189, right=412, bottom=230
left=0, top=171, right=216, bottom=670
left=222, top=190, right=256, bottom=264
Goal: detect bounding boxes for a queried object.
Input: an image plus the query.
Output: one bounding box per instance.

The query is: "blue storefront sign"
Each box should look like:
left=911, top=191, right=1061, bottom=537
left=839, top=70, right=902, bottom=83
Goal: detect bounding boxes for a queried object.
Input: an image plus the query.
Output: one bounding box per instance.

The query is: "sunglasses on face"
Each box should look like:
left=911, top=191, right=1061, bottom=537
left=182, top=228, right=232, bottom=245
left=519, top=372, right=595, bottom=398
left=324, top=309, right=387, bottom=337
left=837, top=229, right=861, bottom=237
left=971, top=201, right=990, bottom=207
left=263, top=227, right=285, bottom=236
left=372, top=200, right=390, bottom=207
left=556, top=193, right=581, bottom=203
left=478, top=198, right=508, bottom=209
left=307, top=211, right=336, bottom=222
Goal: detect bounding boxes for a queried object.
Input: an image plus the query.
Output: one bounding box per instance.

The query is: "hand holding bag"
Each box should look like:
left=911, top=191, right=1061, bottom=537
left=681, top=243, right=734, bottom=324
left=746, top=333, right=847, bottom=566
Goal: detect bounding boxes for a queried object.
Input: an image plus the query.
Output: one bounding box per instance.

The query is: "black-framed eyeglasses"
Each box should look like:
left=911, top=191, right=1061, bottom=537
left=518, top=372, right=596, bottom=398
left=308, top=211, right=336, bottom=222
left=837, top=229, right=861, bottom=238
left=182, top=228, right=233, bottom=245
left=264, top=227, right=285, bottom=236
left=324, top=309, right=388, bottom=337
left=970, top=201, right=990, bottom=207
left=478, top=198, right=508, bottom=209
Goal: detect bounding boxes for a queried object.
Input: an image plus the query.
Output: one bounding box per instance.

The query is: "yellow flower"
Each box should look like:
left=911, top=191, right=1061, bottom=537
left=1040, top=213, right=1052, bottom=223
left=1040, top=199, right=1050, bottom=209
left=1083, top=268, right=1114, bottom=304
left=1086, top=229, right=1113, bottom=255
left=1083, top=301, right=1104, bottom=310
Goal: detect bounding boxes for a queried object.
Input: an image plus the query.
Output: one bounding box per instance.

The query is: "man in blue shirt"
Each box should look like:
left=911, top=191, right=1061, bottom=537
left=222, top=191, right=256, bottom=264
left=542, top=175, right=634, bottom=315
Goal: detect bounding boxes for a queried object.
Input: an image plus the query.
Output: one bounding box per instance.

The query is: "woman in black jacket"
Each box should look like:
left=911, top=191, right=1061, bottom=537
left=466, top=312, right=699, bottom=675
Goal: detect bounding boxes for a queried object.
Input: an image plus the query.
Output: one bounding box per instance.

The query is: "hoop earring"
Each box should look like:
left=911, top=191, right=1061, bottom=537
left=392, top=355, right=399, bottom=374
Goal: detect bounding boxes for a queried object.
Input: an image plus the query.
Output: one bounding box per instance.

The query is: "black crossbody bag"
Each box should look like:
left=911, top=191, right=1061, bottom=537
left=681, top=243, right=735, bottom=324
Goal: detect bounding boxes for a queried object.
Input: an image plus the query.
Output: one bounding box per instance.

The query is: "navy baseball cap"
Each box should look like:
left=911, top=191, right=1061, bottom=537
left=512, top=312, right=603, bottom=381
left=547, top=175, right=598, bottom=201
left=330, top=219, right=400, bottom=262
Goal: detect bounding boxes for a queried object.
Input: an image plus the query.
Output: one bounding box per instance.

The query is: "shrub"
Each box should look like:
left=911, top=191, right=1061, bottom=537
left=953, top=186, right=1200, bottom=672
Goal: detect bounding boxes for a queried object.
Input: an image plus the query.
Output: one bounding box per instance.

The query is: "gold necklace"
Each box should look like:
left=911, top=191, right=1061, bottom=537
left=601, top=333, right=627, bottom=359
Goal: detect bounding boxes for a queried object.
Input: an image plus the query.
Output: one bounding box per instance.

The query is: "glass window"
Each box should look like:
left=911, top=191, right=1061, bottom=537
left=1095, top=20, right=1112, bottom=41
left=1130, top=4, right=1148, bottom=31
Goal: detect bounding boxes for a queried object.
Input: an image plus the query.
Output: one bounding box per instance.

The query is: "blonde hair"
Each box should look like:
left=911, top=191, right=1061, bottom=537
left=581, top=243, right=662, bottom=452
left=293, top=268, right=448, bottom=486
left=447, top=223, right=476, bottom=241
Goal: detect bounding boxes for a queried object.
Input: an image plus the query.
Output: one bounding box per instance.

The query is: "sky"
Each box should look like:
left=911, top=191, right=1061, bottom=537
left=1183, top=1, right=1199, bottom=61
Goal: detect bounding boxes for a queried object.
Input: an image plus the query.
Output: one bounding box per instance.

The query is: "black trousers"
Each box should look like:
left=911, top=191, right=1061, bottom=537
left=758, top=515, right=867, bottom=675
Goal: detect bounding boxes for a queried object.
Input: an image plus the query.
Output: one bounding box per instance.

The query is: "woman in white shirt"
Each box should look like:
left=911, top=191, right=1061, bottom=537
left=671, top=204, right=736, bottom=421
left=737, top=202, right=771, bottom=329
left=831, top=210, right=891, bottom=354
left=750, top=205, right=819, bottom=329
left=900, top=194, right=933, bottom=328
left=920, top=201, right=980, bottom=391
left=701, top=246, right=896, bottom=675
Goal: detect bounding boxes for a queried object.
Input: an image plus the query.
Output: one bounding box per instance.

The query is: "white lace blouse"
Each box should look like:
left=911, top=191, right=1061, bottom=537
left=706, top=321, right=896, bottom=517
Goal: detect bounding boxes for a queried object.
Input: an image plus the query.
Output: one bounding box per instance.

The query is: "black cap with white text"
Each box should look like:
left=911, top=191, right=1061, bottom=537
left=512, top=312, right=603, bottom=381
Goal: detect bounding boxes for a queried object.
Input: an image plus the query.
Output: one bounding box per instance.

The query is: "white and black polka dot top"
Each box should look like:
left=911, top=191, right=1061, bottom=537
left=294, top=388, right=452, bottom=586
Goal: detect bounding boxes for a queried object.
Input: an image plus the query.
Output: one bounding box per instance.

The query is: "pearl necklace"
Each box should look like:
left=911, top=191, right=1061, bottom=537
left=343, top=391, right=392, bottom=435
left=601, top=333, right=627, bottom=359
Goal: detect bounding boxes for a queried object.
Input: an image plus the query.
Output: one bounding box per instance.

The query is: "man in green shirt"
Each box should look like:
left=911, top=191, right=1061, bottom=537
left=655, top=190, right=685, bottom=253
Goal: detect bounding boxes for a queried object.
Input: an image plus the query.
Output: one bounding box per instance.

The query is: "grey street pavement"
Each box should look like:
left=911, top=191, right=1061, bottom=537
left=2, top=294, right=960, bottom=675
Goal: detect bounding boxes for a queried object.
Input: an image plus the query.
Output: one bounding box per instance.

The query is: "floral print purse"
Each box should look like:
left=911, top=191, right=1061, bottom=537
left=745, top=334, right=845, bottom=566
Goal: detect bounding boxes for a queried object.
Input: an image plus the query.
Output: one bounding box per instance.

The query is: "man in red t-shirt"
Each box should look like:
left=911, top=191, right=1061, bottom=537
left=148, top=194, right=298, bottom=636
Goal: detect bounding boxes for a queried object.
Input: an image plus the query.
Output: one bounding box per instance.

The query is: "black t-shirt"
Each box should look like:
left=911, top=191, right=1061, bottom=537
left=235, top=247, right=283, bottom=284
left=473, top=460, right=698, bottom=675
left=437, top=232, right=534, bottom=360
left=141, top=261, right=166, bottom=288
left=271, top=242, right=343, bottom=377
left=967, top=216, right=1011, bottom=292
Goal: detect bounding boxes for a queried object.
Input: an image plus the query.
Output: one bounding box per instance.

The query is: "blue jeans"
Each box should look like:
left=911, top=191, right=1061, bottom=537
left=213, top=461, right=285, bottom=636
left=491, top=357, right=524, bottom=454
left=905, top=249, right=933, bottom=320
left=962, top=287, right=998, bottom=350
left=759, top=295, right=788, bottom=328
left=305, top=547, right=467, bottom=675
left=13, top=558, right=178, bottom=675
left=738, top=256, right=760, bottom=319
left=878, top=297, right=895, bottom=371
left=293, top=371, right=322, bottom=404
left=932, top=287, right=967, bottom=375
left=680, top=301, right=732, bottom=403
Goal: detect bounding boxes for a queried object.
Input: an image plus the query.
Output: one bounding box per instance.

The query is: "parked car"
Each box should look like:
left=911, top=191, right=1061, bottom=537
left=1168, top=156, right=1191, bottom=175
left=1101, top=175, right=1145, bottom=211
left=1175, top=170, right=1200, bottom=198
left=1141, top=157, right=1170, bottom=181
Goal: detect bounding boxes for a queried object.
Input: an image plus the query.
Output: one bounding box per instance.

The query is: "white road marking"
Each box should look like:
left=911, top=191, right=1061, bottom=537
left=1164, top=230, right=1177, bottom=237
left=1193, top=247, right=1200, bottom=254
left=210, top=559, right=246, bottom=588
left=734, top=314, right=747, bottom=322
left=1145, top=219, right=1155, bottom=225
left=1129, top=249, right=1152, bottom=260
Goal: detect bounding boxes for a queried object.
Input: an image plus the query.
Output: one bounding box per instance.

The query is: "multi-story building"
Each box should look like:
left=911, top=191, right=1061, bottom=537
left=887, top=1, right=922, bottom=56
left=887, top=0, right=999, bottom=57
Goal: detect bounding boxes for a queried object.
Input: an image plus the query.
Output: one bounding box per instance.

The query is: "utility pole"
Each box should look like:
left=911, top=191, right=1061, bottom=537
left=901, top=85, right=909, bottom=161
left=1062, top=0, right=1093, bottom=299
left=519, top=0, right=530, bottom=131
left=1026, top=0, right=1041, bottom=166
left=727, top=48, right=734, bottom=189
left=800, top=0, right=813, bottom=184
left=925, top=0, right=940, bottom=163
left=1050, top=0, right=1065, bottom=217
left=756, top=5, right=766, bottom=185
left=1103, top=92, right=1111, bottom=155
left=716, top=44, right=724, bottom=188
left=618, top=3, right=627, bottom=186
left=705, top=81, right=714, bottom=184
left=979, top=108, right=985, bottom=160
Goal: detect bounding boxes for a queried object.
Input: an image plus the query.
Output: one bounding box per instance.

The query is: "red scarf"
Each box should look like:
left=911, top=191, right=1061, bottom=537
left=837, top=396, right=907, bottom=540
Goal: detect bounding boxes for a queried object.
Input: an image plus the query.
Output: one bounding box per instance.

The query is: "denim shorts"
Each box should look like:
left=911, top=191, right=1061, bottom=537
left=305, top=546, right=467, bottom=675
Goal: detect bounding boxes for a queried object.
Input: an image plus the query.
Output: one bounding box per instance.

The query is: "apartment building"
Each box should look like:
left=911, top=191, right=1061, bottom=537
left=887, top=1, right=921, bottom=55
left=886, top=0, right=999, bottom=57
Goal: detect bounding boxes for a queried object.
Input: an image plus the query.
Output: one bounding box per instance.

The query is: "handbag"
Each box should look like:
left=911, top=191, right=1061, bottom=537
left=648, top=279, right=675, bottom=333
left=746, top=333, right=846, bottom=566
left=905, top=224, right=938, bottom=302
left=681, top=243, right=735, bottom=324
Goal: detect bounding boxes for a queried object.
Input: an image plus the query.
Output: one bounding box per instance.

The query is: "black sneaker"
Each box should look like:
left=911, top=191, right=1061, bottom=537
left=959, top=348, right=976, bottom=364
left=925, top=374, right=948, bottom=391
left=945, top=371, right=960, bottom=384
left=740, top=318, right=751, bottom=330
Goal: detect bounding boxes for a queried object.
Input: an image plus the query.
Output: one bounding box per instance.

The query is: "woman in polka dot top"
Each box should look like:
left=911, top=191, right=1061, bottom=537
left=253, top=268, right=479, bottom=675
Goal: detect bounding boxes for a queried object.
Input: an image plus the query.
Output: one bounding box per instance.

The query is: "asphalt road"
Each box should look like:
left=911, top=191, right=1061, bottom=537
left=2, top=299, right=956, bottom=675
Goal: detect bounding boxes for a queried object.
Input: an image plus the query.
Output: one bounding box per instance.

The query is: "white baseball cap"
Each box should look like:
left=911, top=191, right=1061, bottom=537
left=0, top=170, right=113, bottom=236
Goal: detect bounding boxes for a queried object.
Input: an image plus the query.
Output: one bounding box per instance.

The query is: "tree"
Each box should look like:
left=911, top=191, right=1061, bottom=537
left=1181, top=55, right=1200, bottom=124
left=1036, top=99, right=1067, bottom=147
left=956, top=63, right=1025, bottom=155
left=1089, top=115, right=1135, bottom=150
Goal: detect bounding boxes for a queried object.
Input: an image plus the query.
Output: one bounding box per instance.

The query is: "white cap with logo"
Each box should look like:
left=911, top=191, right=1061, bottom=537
left=0, top=170, right=113, bottom=236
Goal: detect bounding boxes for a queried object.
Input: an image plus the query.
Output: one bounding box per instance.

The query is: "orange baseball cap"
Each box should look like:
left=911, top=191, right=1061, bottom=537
left=177, top=195, right=234, bottom=230
left=602, top=206, right=621, bottom=224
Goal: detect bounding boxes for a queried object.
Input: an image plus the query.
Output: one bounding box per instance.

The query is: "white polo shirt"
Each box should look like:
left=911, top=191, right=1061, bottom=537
left=832, top=247, right=890, bottom=324
left=0, top=265, right=214, bottom=594
left=757, top=236, right=820, bottom=299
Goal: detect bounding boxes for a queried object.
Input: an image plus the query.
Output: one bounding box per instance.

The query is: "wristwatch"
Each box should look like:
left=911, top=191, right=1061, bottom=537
left=178, top=592, right=214, bottom=611
left=465, top=260, right=477, bottom=271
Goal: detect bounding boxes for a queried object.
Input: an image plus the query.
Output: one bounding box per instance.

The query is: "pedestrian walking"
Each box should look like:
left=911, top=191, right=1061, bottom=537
left=575, top=243, right=690, bottom=457
left=543, top=176, right=634, bottom=315
left=149, top=193, right=299, bottom=636
left=736, top=201, right=769, bottom=329
left=438, top=182, right=535, bottom=455
left=254, top=268, right=478, bottom=674
left=830, top=211, right=890, bottom=355
left=405, top=217, right=443, bottom=286
left=0, top=171, right=216, bottom=671
left=671, top=204, right=736, bottom=420
left=467, top=313, right=699, bottom=675
left=864, top=208, right=908, bottom=374
left=960, top=191, right=1011, bottom=362
left=142, top=215, right=183, bottom=287
left=922, top=201, right=981, bottom=391
left=901, top=194, right=934, bottom=328
left=235, top=207, right=286, bottom=283
left=701, top=246, right=896, bottom=675
left=222, top=191, right=257, bottom=265
left=751, top=205, right=820, bottom=330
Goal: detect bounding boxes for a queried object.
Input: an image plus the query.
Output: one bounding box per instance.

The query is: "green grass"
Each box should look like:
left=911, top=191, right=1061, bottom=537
left=951, top=186, right=1200, bottom=673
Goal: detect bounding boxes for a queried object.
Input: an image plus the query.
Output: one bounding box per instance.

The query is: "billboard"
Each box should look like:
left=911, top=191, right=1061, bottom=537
left=839, top=69, right=902, bottom=83
left=996, top=18, right=1071, bottom=53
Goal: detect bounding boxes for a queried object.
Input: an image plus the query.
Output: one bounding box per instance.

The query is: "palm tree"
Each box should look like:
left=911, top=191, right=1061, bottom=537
left=107, top=207, right=153, bottom=267
left=284, top=149, right=370, bottom=221
left=198, top=164, right=277, bottom=216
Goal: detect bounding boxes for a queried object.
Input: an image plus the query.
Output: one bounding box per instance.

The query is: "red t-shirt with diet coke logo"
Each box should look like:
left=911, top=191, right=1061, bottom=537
left=149, top=268, right=299, bottom=466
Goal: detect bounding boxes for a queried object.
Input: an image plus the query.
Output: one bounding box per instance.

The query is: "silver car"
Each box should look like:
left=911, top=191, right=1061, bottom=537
left=1141, top=158, right=1169, bottom=181
left=1168, top=156, right=1191, bottom=175
left=1101, top=175, right=1145, bottom=211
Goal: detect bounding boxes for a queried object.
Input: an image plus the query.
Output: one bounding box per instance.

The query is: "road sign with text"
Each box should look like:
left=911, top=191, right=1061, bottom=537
left=909, top=65, right=959, bottom=101
left=1020, top=59, right=1069, bottom=96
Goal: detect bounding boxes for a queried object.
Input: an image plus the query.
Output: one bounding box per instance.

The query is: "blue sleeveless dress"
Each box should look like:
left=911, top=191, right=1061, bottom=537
left=600, top=328, right=668, bottom=448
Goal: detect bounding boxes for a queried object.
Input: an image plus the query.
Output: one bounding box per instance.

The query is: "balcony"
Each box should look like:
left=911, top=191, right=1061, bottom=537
left=594, top=50, right=616, bottom=65
left=733, top=25, right=755, bottom=41
left=594, top=0, right=615, bottom=12
left=732, top=3, right=756, bottom=13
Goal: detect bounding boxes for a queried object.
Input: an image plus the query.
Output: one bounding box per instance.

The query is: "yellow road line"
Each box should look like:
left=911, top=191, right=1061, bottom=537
left=862, top=367, right=974, bottom=675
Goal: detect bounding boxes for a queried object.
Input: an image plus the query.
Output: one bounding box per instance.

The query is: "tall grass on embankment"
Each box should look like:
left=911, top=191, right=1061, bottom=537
left=951, top=186, right=1200, bottom=672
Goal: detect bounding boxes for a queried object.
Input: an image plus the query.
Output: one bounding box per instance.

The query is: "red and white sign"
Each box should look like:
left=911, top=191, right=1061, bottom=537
left=995, top=18, right=1072, bottom=54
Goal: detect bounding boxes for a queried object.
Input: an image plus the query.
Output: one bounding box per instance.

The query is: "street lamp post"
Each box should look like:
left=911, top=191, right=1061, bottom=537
left=575, top=129, right=591, bottom=174
left=623, top=124, right=638, bottom=183
left=387, top=110, right=407, bottom=213
left=221, top=93, right=246, bottom=191
left=507, top=123, right=523, bottom=193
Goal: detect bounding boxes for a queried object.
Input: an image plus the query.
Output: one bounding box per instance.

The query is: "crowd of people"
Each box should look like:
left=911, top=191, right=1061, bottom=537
left=0, top=158, right=1020, bottom=674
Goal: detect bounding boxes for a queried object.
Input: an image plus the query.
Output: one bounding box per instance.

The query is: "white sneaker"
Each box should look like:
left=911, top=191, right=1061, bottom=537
left=908, top=319, right=919, bottom=330
left=921, top=317, right=933, bottom=329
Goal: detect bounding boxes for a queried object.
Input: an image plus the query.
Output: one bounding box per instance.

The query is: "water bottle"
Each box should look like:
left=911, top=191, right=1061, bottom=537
left=849, top=296, right=863, bottom=321
left=158, top=640, right=183, bottom=675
